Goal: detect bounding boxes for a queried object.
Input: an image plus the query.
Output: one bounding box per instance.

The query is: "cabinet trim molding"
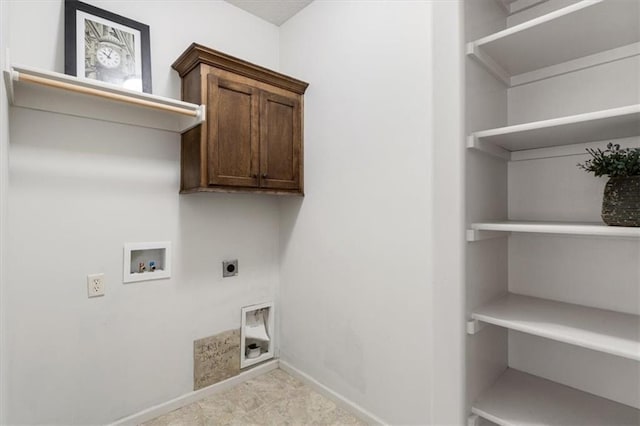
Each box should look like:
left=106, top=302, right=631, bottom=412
left=172, top=43, right=309, bottom=95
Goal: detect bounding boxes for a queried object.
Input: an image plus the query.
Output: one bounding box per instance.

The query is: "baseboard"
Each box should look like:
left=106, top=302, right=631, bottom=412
left=278, top=360, right=388, bottom=425
left=111, top=359, right=386, bottom=426
left=109, top=359, right=279, bottom=426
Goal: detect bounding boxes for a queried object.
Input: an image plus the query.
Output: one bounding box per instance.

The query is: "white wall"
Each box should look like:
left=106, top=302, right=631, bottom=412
left=8, top=0, right=279, bottom=94
left=1, top=0, right=10, bottom=422
left=277, top=1, right=434, bottom=423
left=506, top=0, right=582, bottom=27
left=430, top=1, right=466, bottom=424
left=4, top=1, right=281, bottom=424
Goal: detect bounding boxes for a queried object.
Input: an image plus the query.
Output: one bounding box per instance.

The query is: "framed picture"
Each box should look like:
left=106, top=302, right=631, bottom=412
left=65, top=0, right=152, bottom=93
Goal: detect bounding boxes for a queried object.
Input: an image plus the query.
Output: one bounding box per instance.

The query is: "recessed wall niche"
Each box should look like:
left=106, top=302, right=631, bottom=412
left=240, top=301, right=274, bottom=368
left=123, top=241, right=172, bottom=283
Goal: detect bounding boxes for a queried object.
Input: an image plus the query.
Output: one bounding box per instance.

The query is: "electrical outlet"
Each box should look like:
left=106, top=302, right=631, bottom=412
left=87, top=273, right=105, bottom=298
left=223, top=260, right=238, bottom=277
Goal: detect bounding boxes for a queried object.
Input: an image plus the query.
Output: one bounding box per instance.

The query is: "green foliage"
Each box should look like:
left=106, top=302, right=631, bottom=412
left=578, top=143, right=640, bottom=178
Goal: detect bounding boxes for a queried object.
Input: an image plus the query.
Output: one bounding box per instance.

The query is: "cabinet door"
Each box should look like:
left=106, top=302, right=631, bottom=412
left=207, top=75, right=259, bottom=187
left=259, top=91, right=302, bottom=191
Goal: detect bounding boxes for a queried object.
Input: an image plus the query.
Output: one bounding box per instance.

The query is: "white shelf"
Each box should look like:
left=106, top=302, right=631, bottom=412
left=471, top=293, right=640, bottom=361
left=468, top=221, right=640, bottom=239
left=468, top=104, right=640, bottom=159
left=473, top=368, right=640, bottom=426
left=3, top=64, right=205, bottom=133
left=468, top=0, right=640, bottom=86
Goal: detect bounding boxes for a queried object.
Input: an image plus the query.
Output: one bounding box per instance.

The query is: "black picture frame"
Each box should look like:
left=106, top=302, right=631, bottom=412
left=64, top=0, right=152, bottom=93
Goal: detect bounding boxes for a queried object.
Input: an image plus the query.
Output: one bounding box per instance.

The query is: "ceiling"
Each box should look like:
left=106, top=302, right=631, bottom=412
left=225, top=0, right=314, bottom=26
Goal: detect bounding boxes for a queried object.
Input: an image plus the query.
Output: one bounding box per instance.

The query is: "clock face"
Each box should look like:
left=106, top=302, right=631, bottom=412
left=96, top=46, right=121, bottom=69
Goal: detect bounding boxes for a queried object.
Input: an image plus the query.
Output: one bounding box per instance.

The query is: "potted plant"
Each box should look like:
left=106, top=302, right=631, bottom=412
left=578, top=142, right=640, bottom=227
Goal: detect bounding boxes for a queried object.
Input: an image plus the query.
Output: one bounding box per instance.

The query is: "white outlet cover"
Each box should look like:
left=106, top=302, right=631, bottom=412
left=87, top=273, right=105, bottom=298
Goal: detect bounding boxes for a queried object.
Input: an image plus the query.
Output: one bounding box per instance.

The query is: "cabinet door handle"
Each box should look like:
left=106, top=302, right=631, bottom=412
left=262, top=173, right=268, bottom=179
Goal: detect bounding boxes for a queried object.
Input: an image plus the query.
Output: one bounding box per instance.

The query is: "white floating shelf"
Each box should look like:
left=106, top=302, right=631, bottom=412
left=470, top=293, right=640, bottom=361
left=468, top=221, right=640, bottom=239
left=3, top=64, right=205, bottom=133
left=468, top=0, right=640, bottom=86
left=468, top=104, right=640, bottom=159
left=473, top=369, right=640, bottom=426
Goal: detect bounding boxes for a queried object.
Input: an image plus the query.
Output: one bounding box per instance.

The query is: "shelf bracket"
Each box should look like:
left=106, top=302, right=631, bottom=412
left=466, top=44, right=511, bottom=86
left=467, top=135, right=511, bottom=161
left=467, top=414, right=481, bottom=426
left=3, top=49, right=14, bottom=104
left=466, top=319, right=486, bottom=335
left=2, top=69, right=14, bottom=105
left=180, top=104, right=206, bottom=132
left=196, top=104, right=206, bottom=122
left=466, top=229, right=509, bottom=242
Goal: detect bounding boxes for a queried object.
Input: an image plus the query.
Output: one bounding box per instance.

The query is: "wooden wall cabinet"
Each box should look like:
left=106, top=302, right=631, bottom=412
left=172, top=43, right=308, bottom=195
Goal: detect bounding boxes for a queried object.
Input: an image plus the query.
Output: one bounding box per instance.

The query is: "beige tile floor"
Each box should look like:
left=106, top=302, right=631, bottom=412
left=142, top=369, right=367, bottom=426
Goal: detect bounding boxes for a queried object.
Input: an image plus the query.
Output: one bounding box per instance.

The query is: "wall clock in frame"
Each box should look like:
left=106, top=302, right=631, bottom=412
left=65, top=0, right=152, bottom=93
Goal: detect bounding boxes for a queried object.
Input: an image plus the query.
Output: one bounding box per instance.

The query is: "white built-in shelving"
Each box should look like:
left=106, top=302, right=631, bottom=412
left=469, top=293, right=640, bottom=361
left=468, top=104, right=640, bottom=159
left=467, top=221, right=640, bottom=240
left=468, top=0, right=640, bottom=86
left=472, top=369, right=640, bottom=426
left=466, top=1, right=640, bottom=423
left=3, top=64, right=205, bottom=133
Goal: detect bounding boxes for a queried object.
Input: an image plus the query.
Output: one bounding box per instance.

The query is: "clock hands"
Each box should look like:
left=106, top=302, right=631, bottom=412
left=96, top=46, right=121, bottom=69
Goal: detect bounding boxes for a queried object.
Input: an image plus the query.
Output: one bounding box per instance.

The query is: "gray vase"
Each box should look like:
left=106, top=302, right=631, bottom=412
left=602, top=176, right=640, bottom=227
